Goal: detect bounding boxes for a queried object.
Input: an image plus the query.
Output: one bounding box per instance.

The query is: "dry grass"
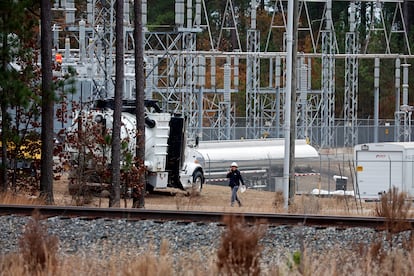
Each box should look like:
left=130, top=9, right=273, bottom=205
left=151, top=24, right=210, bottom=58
left=272, top=192, right=359, bottom=215
left=18, top=210, right=59, bottom=272
left=280, top=245, right=414, bottom=276
left=1, top=176, right=411, bottom=219
left=0, top=210, right=59, bottom=275
left=0, top=191, right=45, bottom=205
left=289, top=195, right=321, bottom=215
left=272, top=191, right=285, bottom=211
left=216, top=215, right=266, bottom=276
left=174, top=188, right=202, bottom=211
left=0, top=179, right=399, bottom=216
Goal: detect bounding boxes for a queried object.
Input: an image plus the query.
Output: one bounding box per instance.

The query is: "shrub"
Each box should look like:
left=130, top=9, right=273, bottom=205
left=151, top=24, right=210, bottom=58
left=216, top=215, right=266, bottom=276
left=18, top=210, right=59, bottom=273
left=375, top=187, right=412, bottom=234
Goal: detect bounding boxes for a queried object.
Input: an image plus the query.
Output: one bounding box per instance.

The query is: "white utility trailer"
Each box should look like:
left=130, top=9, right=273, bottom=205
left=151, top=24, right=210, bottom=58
left=354, top=142, right=414, bottom=199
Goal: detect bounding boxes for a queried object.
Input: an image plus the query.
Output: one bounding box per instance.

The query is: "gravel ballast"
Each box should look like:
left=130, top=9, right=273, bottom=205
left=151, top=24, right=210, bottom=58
left=0, top=215, right=411, bottom=271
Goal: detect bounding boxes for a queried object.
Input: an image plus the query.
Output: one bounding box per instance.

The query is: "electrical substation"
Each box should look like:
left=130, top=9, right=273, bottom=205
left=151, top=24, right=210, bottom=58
left=51, top=0, right=413, bottom=148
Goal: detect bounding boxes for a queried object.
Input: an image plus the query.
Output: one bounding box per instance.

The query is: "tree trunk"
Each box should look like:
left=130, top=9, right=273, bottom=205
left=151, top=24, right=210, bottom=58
left=404, top=0, right=414, bottom=35
left=109, top=0, right=124, bottom=207
left=359, top=2, right=367, bottom=51
left=0, top=13, right=9, bottom=192
left=40, top=0, right=54, bottom=204
left=134, top=0, right=146, bottom=208
left=1, top=102, right=8, bottom=192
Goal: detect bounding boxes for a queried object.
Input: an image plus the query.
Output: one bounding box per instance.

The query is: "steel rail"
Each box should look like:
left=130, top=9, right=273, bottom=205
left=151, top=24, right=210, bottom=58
left=1, top=205, right=413, bottom=230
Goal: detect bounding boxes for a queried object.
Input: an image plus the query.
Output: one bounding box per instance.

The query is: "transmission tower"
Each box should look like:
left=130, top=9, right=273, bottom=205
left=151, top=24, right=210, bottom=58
left=344, top=2, right=358, bottom=147
left=246, top=1, right=261, bottom=138
left=320, top=0, right=335, bottom=148
left=296, top=57, right=311, bottom=140
left=216, top=0, right=242, bottom=51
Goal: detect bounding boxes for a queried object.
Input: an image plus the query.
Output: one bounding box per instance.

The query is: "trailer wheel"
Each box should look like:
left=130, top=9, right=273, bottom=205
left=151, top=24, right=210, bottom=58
left=146, top=183, right=154, bottom=193
left=192, top=171, right=203, bottom=194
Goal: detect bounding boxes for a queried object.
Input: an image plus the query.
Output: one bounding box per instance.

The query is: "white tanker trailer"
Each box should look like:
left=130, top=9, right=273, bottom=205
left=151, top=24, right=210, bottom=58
left=195, top=139, right=319, bottom=189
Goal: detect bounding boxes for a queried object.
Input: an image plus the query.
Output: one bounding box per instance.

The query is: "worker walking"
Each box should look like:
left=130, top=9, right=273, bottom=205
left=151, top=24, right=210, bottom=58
left=226, top=162, right=244, bottom=207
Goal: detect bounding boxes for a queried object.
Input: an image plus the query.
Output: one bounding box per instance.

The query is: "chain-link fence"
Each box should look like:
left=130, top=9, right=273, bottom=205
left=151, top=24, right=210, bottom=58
left=203, top=150, right=356, bottom=194
left=199, top=118, right=408, bottom=147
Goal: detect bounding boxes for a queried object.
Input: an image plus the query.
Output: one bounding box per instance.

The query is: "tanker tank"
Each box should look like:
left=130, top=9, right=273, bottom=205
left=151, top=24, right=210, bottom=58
left=195, top=138, right=319, bottom=190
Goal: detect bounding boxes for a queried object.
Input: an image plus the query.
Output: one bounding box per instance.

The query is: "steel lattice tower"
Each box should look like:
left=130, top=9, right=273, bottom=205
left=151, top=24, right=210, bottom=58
left=245, top=27, right=261, bottom=139
left=344, top=2, right=359, bottom=147
left=296, top=57, right=311, bottom=140
left=320, top=0, right=335, bottom=148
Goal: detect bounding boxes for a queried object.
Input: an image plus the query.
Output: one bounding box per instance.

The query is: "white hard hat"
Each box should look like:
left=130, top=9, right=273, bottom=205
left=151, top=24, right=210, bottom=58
left=231, top=162, right=238, bottom=167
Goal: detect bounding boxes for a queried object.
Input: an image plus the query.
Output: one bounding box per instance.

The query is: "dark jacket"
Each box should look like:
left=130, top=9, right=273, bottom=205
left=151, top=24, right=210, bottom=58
left=226, top=169, right=244, bottom=188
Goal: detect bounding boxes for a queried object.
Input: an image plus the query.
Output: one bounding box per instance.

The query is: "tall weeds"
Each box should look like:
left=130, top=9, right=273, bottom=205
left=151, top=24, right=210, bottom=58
left=0, top=191, right=45, bottom=205
left=375, top=187, right=412, bottom=234
left=216, top=215, right=266, bottom=276
left=18, top=210, right=59, bottom=274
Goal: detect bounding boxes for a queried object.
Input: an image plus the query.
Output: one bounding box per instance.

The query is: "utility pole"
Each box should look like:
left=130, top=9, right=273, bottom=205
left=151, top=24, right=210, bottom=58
left=283, top=0, right=298, bottom=209
left=289, top=0, right=298, bottom=200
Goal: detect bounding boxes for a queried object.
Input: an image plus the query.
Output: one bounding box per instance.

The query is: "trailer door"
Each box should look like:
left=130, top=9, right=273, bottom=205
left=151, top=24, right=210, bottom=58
left=356, top=151, right=403, bottom=199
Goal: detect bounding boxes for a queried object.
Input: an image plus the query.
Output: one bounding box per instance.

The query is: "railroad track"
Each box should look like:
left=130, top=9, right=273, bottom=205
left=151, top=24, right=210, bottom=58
left=1, top=204, right=413, bottom=230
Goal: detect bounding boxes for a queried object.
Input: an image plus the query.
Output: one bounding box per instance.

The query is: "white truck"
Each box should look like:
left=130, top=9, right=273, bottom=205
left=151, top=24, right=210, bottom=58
left=67, top=100, right=205, bottom=193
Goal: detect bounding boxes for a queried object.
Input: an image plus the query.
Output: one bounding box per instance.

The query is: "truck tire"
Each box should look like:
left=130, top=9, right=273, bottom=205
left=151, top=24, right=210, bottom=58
left=146, top=183, right=155, bottom=193
left=192, top=171, right=203, bottom=194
